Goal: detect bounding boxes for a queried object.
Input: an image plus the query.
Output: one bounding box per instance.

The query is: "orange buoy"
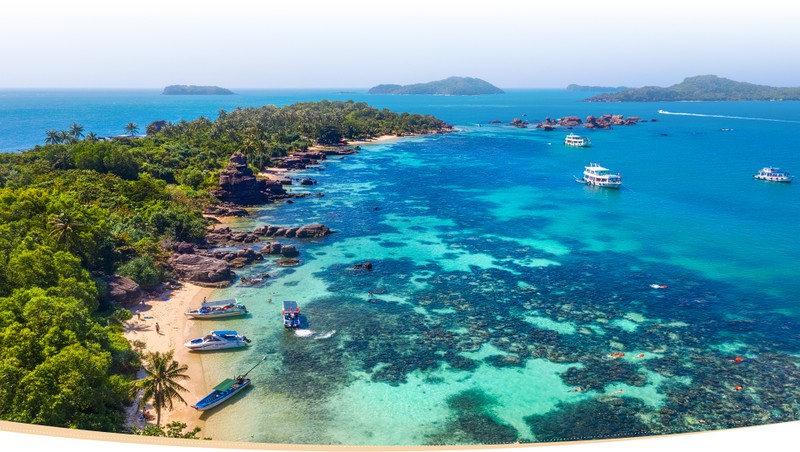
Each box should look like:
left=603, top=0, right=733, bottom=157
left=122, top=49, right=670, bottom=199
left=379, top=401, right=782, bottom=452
left=734, top=357, right=743, bottom=363
left=734, top=385, right=743, bottom=391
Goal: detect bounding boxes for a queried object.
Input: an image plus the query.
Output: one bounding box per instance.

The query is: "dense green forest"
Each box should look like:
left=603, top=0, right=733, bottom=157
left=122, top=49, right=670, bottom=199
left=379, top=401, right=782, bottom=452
left=0, top=100, right=446, bottom=431
left=584, top=75, right=800, bottom=101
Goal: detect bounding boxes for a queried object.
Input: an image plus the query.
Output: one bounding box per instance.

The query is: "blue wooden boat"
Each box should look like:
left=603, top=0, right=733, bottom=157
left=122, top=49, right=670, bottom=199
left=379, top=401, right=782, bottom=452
left=192, top=377, right=250, bottom=411
left=192, top=355, right=267, bottom=411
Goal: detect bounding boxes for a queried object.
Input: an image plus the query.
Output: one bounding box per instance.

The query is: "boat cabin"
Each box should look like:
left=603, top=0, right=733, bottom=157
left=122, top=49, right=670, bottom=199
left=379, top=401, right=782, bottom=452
left=282, top=300, right=301, bottom=328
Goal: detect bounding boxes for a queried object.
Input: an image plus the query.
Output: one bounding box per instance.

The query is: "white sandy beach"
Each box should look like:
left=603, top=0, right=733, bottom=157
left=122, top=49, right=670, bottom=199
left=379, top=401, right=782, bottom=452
left=123, top=282, right=215, bottom=431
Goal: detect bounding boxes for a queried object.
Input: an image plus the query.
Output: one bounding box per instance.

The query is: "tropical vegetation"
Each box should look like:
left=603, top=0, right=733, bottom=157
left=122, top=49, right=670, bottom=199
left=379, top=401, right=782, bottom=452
left=0, top=100, right=446, bottom=432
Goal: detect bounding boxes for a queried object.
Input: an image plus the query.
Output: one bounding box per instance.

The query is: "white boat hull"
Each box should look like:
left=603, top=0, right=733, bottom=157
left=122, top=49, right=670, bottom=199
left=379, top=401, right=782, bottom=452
left=185, top=310, right=247, bottom=319
left=184, top=340, right=247, bottom=351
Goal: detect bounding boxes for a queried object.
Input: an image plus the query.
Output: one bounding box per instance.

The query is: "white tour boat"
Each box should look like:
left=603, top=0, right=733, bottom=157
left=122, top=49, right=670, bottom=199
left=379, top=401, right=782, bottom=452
left=184, top=330, right=251, bottom=351
left=564, top=133, right=591, bottom=147
left=754, top=167, right=793, bottom=183
left=578, top=163, right=622, bottom=188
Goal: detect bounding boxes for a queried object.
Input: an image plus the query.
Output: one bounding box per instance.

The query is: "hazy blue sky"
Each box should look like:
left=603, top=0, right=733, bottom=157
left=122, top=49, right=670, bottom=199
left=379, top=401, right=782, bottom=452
left=2, top=0, right=799, bottom=89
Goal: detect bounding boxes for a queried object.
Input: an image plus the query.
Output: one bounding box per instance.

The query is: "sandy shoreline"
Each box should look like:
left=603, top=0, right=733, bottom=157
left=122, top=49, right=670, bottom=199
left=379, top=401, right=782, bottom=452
left=123, top=282, right=215, bottom=431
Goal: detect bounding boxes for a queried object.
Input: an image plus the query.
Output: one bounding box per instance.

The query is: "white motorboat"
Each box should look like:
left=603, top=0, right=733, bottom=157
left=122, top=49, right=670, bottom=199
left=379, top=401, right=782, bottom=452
left=184, top=330, right=251, bottom=351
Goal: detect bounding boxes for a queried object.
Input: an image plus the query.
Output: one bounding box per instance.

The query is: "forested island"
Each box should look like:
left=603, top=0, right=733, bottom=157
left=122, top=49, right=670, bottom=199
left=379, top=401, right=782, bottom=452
left=368, top=76, right=504, bottom=95
left=584, top=75, right=800, bottom=101
left=566, top=84, right=629, bottom=93
left=0, top=100, right=448, bottom=433
left=162, top=85, right=235, bottom=95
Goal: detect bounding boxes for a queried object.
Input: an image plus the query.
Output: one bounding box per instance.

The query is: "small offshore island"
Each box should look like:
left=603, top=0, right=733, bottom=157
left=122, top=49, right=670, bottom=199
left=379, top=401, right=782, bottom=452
left=584, top=75, right=800, bottom=102
left=162, top=84, right=235, bottom=95
left=368, top=76, right=504, bottom=95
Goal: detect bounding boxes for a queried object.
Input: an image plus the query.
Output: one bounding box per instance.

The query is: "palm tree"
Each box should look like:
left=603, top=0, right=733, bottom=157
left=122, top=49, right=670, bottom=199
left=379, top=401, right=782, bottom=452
left=45, top=129, right=61, bottom=145
left=125, top=122, right=140, bottom=136
left=137, top=351, right=190, bottom=426
left=58, top=130, right=74, bottom=144
left=84, top=132, right=98, bottom=142
left=69, top=122, right=85, bottom=140
left=48, top=211, right=84, bottom=250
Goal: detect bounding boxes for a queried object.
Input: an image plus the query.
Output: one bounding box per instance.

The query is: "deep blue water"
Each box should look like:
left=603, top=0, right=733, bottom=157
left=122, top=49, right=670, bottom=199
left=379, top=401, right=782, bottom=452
left=3, top=89, right=800, bottom=445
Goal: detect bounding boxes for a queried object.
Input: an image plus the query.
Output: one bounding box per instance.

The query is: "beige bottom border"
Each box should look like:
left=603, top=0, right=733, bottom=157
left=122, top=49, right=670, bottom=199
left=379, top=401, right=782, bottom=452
left=2, top=419, right=799, bottom=451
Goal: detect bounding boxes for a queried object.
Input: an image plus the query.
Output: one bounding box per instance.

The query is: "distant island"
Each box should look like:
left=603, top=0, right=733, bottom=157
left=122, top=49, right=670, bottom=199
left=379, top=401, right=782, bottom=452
left=566, top=84, right=630, bottom=93
left=162, top=85, right=235, bottom=95
left=368, top=76, right=504, bottom=95
left=584, top=75, right=800, bottom=102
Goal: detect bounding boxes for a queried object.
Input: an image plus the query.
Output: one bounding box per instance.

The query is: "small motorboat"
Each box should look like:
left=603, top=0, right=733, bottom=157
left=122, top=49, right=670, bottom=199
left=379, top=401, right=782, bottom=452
left=184, top=330, right=251, bottom=351
left=282, top=300, right=301, bottom=328
left=185, top=299, right=248, bottom=319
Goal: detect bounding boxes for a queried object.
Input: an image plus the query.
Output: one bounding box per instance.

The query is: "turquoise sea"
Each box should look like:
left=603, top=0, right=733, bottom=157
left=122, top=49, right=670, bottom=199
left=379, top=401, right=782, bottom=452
left=3, top=89, right=800, bottom=445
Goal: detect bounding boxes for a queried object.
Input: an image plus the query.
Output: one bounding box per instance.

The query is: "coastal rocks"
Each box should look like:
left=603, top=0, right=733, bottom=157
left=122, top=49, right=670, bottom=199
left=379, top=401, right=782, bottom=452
left=532, top=114, right=642, bottom=130
left=212, top=152, right=287, bottom=205
left=202, top=204, right=250, bottom=217
left=166, top=254, right=233, bottom=287
left=145, top=120, right=167, bottom=135
left=174, top=241, right=196, bottom=254
left=300, top=178, right=316, bottom=186
left=321, top=148, right=357, bottom=156
left=510, top=118, right=528, bottom=128
left=254, top=223, right=332, bottom=239
left=585, top=114, right=642, bottom=129
left=104, top=274, right=142, bottom=305
left=205, top=227, right=260, bottom=247
left=279, top=244, right=299, bottom=258
left=276, top=151, right=326, bottom=170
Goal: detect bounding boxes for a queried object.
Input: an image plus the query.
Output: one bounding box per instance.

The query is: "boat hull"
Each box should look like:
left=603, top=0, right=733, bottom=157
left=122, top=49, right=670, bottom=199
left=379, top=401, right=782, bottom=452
left=184, top=310, right=247, bottom=319
left=184, top=341, right=247, bottom=351
left=192, top=379, right=250, bottom=411
left=754, top=175, right=792, bottom=183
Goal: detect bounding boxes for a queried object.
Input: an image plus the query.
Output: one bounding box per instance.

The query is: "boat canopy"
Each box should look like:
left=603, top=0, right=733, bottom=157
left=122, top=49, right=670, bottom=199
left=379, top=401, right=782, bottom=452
left=214, top=378, right=239, bottom=392
left=282, top=300, right=300, bottom=313
left=202, top=299, right=239, bottom=308
left=210, top=330, right=239, bottom=336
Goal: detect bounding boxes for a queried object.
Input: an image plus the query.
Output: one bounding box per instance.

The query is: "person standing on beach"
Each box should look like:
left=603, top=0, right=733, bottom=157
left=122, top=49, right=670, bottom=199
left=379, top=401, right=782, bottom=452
left=155, top=322, right=160, bottom=334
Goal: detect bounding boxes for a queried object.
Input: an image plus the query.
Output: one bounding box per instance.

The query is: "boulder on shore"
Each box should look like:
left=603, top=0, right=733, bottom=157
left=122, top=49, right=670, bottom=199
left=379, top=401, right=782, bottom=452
left=212, top=152, right=287, bottom=205
left=104, top=275, right=142, bottom=305
left=166, top=254, right=233, bottom=287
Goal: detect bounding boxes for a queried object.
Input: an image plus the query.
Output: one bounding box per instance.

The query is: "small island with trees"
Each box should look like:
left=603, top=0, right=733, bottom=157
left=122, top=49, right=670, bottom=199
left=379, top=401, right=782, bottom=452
left=368, top=76, right=504, bottom=95
left=162, top=85, right=235, bottom=95
left=584, top=75, right=800, bottom=102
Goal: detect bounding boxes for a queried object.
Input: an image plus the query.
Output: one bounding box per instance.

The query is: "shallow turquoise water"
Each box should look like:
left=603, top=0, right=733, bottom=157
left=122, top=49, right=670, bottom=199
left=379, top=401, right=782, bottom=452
left=4, top=90, right=800, bottom=444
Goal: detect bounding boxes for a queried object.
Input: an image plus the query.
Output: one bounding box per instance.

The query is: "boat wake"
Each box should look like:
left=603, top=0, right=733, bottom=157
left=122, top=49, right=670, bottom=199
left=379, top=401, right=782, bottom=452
left=293, top=329, right=337, bottom=339
left=657, top=109, right=800, bottom=124
left=314, top=330, right=336, bottom=340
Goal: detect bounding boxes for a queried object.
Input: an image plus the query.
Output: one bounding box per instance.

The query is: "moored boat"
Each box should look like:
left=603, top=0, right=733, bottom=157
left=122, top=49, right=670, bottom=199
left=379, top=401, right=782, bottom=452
left=577, top=163, right=622, bottom=188
left=184, top=330, right=251, bottom=351
left=754, top=166, right=793, bottom=182
left=192, top=355, right=268, bottom=411
left=282, top=300, right=301, bottom=328
left=192, top=377, right=251, bottom=411
left=184, top=299, right=247, bottom=319
left=564, top=133, right=591, bottom=147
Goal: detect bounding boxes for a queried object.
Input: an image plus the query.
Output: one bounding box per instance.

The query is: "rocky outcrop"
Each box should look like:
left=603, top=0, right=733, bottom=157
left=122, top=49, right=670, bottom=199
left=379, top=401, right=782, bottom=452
left=253, top=224, right=332, bottom=238
left=203, top=204, right=250, bottom=217
left=104, top=275, right=142, bottom=305
left=166, top=254, right=233, bottom=287
left=534, top=114, right=641, bottom=130
left=205, top=227, right=260, bottom=247
left=585, top=114, right=642, bottom=129
left=213, top=152, right=287, bottom=205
